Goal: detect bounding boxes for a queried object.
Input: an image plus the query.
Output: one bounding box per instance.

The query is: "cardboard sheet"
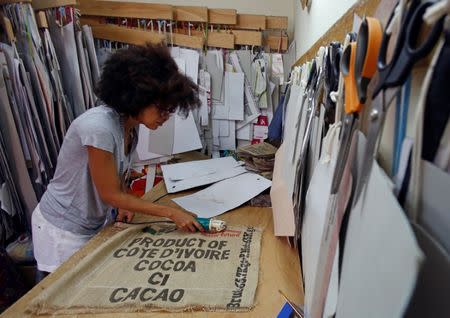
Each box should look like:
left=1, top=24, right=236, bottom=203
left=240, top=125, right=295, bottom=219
left=270, top=143, right=295, bottom=237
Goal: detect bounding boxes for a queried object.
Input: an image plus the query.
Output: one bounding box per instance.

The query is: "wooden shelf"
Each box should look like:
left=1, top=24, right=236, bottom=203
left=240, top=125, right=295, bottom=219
left=230, top=29, right=262, bottom=46
left=266, top=16, right=288, bottom=30
left=236, top=14, right=266, bottom=30
left=174, top=6, right=208, bottom=22
left=209, top=8, right=236, bottom=25
left=91, top=24, right=166, bottom=45
left=32, top=0, right=76, bottom=10
left=265, top=34, right=288, bottom=51
left=172, top=32, right=204, bottom=49
left=80, top=16, right=106, bottom=26
left=207, top=31, right=234, bottom=48
left=78, top=0, right=173, bottom=20
left=0, top=0, right=32, bottom=4
left=192, top=29, right=234, bottom=49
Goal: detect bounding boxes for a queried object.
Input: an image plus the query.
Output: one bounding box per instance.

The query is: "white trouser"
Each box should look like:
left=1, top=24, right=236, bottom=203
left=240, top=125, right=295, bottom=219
left=31, top=204, right=94, bottom=272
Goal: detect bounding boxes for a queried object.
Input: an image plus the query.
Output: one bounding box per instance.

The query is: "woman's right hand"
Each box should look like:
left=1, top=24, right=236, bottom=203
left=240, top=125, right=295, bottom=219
left=168, top=207, right=205, bottom=233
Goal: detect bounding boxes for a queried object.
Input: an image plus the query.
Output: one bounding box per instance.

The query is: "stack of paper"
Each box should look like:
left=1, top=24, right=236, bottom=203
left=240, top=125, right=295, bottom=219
left=237, top=142, right=278, bottom=179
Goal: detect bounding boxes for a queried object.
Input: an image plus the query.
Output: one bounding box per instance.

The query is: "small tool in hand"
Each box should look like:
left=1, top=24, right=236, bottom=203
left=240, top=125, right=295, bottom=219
left=195, top=217, right=227, bottom=232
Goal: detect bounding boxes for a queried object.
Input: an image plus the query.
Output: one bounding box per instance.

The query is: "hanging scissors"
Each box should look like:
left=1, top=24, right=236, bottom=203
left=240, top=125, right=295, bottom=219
left=353, top=0, right=445, bottom=205
left=309, top=17, right=383, bottom=318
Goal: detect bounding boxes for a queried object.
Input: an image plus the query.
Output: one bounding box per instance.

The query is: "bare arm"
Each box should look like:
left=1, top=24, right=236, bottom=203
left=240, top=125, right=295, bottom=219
left=87, top=146, right=203, bottom=232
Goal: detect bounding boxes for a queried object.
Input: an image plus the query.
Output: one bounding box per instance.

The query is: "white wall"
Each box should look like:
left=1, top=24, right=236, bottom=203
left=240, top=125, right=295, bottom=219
left=294, top=0, right=357, bottom=58
left=114, top=0, right=296, bottom=36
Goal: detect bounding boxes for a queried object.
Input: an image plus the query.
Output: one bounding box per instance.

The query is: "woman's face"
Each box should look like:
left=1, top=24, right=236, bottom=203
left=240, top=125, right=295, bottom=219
left=136, top=105, right=171, bottom=130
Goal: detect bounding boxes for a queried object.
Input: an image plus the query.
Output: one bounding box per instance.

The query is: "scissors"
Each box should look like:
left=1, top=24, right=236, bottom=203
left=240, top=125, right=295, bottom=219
left=309, top=17, right=383, bottom=318
left=353, top=0, right=445, bottom=205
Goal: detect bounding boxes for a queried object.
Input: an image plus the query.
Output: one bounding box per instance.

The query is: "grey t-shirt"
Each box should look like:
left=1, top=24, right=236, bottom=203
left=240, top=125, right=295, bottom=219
left=39, top=106, right=137, bottom=235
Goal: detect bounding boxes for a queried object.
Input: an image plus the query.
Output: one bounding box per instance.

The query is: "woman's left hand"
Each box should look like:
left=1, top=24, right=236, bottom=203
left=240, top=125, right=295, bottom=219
left=116, top=209, right=135, bottom=223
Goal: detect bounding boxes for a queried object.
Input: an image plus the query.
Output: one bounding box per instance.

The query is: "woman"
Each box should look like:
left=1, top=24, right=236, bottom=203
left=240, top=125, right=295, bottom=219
left=32, top=43, right=204, bottom=274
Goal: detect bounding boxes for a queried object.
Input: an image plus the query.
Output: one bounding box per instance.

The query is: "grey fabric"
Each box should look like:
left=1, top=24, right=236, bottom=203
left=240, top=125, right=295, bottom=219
left=39, top=106, right=136, bottom=235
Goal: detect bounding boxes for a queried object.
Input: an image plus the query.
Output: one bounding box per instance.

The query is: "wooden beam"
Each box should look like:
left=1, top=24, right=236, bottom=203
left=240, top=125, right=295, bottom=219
left=0, top=0, right=31, bottom=4
left=78, top=0, right=173, bottom=20
left=192, top=30, right=234, bottom=49
left=172, top=33, right=204, bottom=49
left=265, top=35, right=288, bottom=51
left=32, top=0, right=76, bottom=10
left=207, top=31, right=234, bottom=49
left=230, top=29, right=262, bottom=46
left=36, top=11, right=48, bottom=28
left=79, top=16, right=106, bottom=26
left=236, top=14, right=266, bottom=30
left=90, top=24, right=166, bottom=46
left=174, top=6, right=208, bottom=22
left=208, top=8, right=237, bottom=25
left=266, top=16, right=288, bottom=30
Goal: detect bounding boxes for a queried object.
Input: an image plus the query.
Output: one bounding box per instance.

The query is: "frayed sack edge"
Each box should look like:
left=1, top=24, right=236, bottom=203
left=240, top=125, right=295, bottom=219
left=25, top=302, right=255, bottom=316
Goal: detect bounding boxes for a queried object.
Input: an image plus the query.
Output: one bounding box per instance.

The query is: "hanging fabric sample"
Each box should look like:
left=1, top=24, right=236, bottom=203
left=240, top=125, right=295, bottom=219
left=46, top=6, right=86, bottom=117
left=0, top=50, right=37, bottom=225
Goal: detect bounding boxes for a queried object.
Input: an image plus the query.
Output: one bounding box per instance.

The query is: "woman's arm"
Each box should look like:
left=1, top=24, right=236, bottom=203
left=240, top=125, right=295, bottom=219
left=87, top=146, right=204, bottom=232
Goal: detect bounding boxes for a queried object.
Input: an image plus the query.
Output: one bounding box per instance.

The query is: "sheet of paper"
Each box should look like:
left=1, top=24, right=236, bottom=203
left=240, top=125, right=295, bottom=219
left=205, top=50, right=223, bottom=101
left=219, top=119, right=229, bottom=136
left=226, top=72, right=244, bottom=121
left=145, top=165, right=156, bottom=193
left=198, top=69, right=210, bottom=126
left=173, top=111, right=202, bottom=153
left=419, top=159, right=450, bottom=252
left=302, top=124, right=341, bottom=317
left=253, top=124, right=268, bottom=139
left=148, top=116, right=176, bottom=155
left=280, top=82, right=303, bottom=197
left=219, top=120, right=236, bottom=150
left=180, top=48, right=199, bottom=84
left=336, top=162, right=423, bottom=318
left=170, top=46, right=180, bottom=58
left=237, top=123, right=253, bottom=140
left=174, top=58, right=186, bottom=75
left=230, top=52, right=260, bottom=128
left=212, top=99, right=227, bottom=120
left=162, top=157, right=246, bottom=193
left=137, top=111, right=201, bottom=158
left=236, top=50, right=252, bottom=83
left=212, top=119, right=220, bottom=148
left=270, top=143, right=296, bottom=236
left=172, top=172, right=272, bottom=218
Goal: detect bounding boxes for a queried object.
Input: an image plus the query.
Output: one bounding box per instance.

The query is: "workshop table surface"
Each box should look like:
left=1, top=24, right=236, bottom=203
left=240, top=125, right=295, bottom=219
left=3, top=153, right=304, bottom=318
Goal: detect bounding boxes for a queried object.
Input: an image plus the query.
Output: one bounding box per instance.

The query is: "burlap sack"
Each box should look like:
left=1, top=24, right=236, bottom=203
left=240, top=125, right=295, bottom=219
left=27, top=224, right=262, bottom=315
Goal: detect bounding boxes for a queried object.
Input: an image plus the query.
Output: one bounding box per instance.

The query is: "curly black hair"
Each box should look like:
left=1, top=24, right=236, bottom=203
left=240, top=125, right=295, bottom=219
left=96, top=43, right=200, bottom=117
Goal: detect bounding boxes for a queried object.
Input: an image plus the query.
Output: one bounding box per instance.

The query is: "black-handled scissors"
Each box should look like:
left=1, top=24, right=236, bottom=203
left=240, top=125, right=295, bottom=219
left=354, top=0, right=445, bottom=205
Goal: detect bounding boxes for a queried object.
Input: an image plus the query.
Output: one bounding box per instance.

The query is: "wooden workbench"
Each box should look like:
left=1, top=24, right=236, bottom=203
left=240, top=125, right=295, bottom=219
left=3, top=153, right=304, bottom=317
